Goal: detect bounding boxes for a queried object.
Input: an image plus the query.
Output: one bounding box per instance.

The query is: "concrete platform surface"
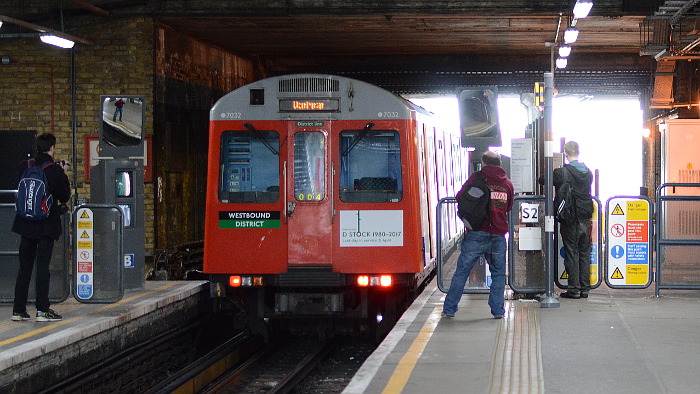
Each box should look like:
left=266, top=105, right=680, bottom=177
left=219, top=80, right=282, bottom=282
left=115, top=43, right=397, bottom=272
left=344, top=280, right=700, bottom=394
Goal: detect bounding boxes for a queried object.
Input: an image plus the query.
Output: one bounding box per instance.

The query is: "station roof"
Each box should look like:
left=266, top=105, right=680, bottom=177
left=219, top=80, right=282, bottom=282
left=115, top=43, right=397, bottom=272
left=2, top=1, right=700, bottom=95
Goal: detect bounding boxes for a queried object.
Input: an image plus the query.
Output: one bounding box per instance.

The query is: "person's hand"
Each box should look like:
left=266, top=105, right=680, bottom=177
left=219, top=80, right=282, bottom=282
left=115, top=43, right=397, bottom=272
left=56, top=160, right=70, bottom=171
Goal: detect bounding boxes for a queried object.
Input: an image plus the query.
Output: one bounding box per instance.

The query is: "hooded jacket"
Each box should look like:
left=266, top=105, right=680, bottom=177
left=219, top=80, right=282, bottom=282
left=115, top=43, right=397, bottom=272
left=553, top=161, right=593, bottom=219
left=456, top=164, right=514, bottom=236
left=12, top=153, right=71, bottom=240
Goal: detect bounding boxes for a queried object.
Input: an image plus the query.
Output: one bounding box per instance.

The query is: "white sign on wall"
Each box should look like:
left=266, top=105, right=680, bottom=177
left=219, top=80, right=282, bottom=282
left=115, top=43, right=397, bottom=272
left=339, top=210, right=404, bottom=247
left=511, top=138, right=534, bottom=194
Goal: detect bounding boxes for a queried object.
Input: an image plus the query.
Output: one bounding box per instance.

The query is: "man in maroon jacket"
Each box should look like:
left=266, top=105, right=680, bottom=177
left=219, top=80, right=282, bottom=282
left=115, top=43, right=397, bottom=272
left=443, top=151, right=514, bottom=319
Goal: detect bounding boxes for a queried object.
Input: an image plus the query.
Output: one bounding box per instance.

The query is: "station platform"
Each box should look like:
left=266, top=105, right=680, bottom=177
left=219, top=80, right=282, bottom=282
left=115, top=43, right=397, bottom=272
left=344, top=281, right=700, bottom=394
left=0, top=280, right=209, bottom=393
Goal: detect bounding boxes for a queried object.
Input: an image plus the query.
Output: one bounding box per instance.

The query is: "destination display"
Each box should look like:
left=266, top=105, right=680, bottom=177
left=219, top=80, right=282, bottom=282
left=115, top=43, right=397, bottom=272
left=279, top=99, right=339, bottom=112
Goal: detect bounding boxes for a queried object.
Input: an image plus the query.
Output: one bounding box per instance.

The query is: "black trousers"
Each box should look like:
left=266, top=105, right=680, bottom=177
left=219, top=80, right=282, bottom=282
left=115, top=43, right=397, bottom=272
left=560, top=219, right=592, bottom=294
left=14, top=236, right=54, bottom=313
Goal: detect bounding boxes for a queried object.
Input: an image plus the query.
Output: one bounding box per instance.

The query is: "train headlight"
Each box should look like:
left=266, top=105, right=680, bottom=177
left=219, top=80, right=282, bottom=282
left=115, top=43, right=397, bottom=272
left=357, top=275, right=370, bottom=287
left=380, top=275, right=392, bottom=287
left=229, top=275, right=264, bottom=287
left=356, top=275, right=393, bottom=287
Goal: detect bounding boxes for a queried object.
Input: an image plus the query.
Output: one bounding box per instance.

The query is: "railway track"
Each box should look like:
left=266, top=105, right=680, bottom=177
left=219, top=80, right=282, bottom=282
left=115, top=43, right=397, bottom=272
left=45, top=310, right=375, bottom=393
left=156, top=334, right=376, bottom=393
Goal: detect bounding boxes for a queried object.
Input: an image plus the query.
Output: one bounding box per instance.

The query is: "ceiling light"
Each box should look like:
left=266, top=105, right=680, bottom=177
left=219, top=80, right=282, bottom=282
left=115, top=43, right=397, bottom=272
left=558, top=46, right=572, bottom=57
left=40, top=34, right=75, bottom=49
left=0, top=20, right=3, bottom=29
left=573, top=1, right=593, bottom=19
left=564, top=28, right=579, bottom=44
left=556, top=57, right=568, bottom=69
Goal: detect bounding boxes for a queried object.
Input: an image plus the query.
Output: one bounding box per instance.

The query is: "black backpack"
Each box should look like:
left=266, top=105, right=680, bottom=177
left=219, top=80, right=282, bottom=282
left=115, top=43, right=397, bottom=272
left=457, top=171, right=491, bottom=231
left=554, top=166, right=577, bottom=224
left=16, top=160, right=54, bottom=220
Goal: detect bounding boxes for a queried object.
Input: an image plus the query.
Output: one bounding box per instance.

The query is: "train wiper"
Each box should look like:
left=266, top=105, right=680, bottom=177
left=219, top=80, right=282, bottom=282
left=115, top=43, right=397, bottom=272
left=341, top=122, right=374, bottom=157
left=244, top=123, right=279, bottom=155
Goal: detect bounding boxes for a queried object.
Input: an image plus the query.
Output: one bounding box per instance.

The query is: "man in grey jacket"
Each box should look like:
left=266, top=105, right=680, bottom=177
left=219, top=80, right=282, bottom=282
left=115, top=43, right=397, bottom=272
left=555, top=141, right=594, bottom=299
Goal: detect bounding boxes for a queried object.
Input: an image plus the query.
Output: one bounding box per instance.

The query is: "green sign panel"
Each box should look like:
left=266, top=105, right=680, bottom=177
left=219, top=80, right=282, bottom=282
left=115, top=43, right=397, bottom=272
left=219, top=211, right=281, bottom=229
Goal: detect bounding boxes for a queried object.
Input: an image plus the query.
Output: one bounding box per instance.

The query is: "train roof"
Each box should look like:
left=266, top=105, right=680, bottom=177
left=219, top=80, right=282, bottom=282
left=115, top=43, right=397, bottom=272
left=211, top=73, right=431, bottom=121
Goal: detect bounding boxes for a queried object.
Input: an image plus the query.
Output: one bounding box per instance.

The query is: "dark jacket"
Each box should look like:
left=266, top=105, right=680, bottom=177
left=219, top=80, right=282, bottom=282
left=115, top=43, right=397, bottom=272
left=553, top=161, right=593, bottom=219
left=456, top=164, right=514, bottom=236
left=12, top=153, right=71, bottom=240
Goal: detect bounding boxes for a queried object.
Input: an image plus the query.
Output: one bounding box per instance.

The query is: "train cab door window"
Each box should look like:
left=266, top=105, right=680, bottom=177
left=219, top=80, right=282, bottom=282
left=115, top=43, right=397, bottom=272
left=218, top=130, right=280, bottom=203
left=339, top=130, right=402, bottom=203
left=293, top=132, right=326, bottom=201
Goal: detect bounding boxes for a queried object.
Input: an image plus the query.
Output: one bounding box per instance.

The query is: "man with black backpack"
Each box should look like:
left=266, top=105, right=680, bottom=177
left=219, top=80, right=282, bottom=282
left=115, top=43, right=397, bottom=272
left=554, top=141, right=594, bottom=299
left=443, top=151, right=514, bottom=319
left=11, top=133, right=70, bottom=322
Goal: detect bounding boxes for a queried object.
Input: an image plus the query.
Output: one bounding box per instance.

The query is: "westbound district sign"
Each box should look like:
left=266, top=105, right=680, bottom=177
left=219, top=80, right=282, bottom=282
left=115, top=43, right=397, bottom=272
left=605, top=197, right=653, bottom=288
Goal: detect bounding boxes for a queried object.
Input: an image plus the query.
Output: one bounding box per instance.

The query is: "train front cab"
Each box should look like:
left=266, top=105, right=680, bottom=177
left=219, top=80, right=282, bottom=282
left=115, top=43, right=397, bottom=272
left=203, top=75, right=446, bottom=334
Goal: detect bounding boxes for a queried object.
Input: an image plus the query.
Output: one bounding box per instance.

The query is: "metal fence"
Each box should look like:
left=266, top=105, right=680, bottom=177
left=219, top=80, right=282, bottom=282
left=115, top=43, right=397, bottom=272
left=0, top=190, right=70, bottom=303
left=73, top=205, right=124, bottom=303
left=437, top=197, right=491, bottom=294
left=655, top=183, right=700, bottom=296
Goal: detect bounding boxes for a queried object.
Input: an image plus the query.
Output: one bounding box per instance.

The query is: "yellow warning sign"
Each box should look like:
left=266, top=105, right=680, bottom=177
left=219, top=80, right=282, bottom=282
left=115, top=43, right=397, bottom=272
left=80, top=230, right=90, bottom=239
left=80, top=211, right=90, bottom=218
left=627, top=265, right=648, bottom=285
left=590, top=266, right=598, bottom=286
left=78, top=221, right=92, bottom=229
left=611, top=204, right=624, bottom=215
left=626, top=201, right=648, bottom=221
left=561, top=270, right=568, bottom=280
left=611, top=267, right=624, bottom=279
left=78, top=241, right=93, bottom=249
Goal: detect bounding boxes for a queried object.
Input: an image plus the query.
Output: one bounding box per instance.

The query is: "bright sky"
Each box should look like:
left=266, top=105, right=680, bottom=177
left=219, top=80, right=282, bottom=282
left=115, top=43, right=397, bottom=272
left=408, top=95, right=643, bottom=203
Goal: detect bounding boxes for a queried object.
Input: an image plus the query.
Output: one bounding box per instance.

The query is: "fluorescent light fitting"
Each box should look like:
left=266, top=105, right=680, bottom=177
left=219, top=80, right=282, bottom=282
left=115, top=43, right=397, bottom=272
left=573, top=1, right=593, bottom=19
left=556, top=57, right=568, bottom=69
left=558, top=46, right=572, bottom=57
left=564, top=28, right=579, bottom=44
left=40, top=34, right=75, bottom=49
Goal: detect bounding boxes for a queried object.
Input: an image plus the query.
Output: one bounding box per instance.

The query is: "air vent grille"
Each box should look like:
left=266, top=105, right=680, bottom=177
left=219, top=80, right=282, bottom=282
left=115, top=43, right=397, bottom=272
left=279, top=77, right=340, bottom=93
left=276, top=267, right=345, bottom=287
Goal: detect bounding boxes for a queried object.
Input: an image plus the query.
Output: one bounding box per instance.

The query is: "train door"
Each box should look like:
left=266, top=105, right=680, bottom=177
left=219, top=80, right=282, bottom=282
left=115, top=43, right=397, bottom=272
left=285, top=122, right=332, bottom=266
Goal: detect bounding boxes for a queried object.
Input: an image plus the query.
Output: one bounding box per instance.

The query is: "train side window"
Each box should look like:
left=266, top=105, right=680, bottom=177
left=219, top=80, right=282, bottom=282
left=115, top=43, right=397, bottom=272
left=218, top=130, right=280, bottom=203
left=294, top=132, right=326, bottom=201
left=339, top=130, right=403, bottom=203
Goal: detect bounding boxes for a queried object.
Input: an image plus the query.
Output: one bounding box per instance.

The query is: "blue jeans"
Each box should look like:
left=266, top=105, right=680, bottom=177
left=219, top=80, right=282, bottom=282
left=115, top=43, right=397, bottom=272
left=443, top=231, right=507, bottom=317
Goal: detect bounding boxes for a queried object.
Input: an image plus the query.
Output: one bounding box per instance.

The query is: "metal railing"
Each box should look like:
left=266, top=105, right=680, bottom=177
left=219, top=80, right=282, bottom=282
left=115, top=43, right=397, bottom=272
left=0, top=190, right=70, bottom=303
left=655, top=183, right=700, bottom=296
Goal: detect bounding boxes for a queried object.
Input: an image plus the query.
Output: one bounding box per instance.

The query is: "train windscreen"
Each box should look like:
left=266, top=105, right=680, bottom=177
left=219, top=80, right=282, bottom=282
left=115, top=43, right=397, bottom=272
left=294, top=132, right=326, bottom=202
left=339, top=130, right=403, bottom=203
left=219, top=130, right=280, bottom=203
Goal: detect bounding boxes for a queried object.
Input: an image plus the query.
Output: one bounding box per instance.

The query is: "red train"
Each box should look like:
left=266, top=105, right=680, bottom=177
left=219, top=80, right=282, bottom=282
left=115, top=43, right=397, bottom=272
left=204, top=74, right=470, bottom=336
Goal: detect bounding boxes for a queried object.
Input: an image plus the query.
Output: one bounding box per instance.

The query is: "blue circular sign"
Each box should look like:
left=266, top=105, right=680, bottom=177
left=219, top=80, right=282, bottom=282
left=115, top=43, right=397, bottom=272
left=611, top=245, right=624, bottom=259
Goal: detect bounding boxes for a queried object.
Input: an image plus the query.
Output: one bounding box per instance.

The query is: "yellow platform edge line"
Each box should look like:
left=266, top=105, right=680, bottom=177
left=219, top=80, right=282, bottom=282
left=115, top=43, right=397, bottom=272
left=0, top=282, right=180, bottom=348
left=381, top=307, right=441, bottom=394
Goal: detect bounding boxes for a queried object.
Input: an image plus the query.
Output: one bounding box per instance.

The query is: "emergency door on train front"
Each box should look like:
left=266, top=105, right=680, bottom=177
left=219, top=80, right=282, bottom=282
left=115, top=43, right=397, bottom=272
left=286, top=124, right=332, bottom=266
left=216, top=128, right=287, bottom=272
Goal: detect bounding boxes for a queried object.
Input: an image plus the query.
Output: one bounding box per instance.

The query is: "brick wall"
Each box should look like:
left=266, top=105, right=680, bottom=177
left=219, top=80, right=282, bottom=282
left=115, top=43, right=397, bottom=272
left=0, top=16, right=155, bottom=249
left=1, top=15, right=256, bottom=261
left=153, top=24, right=253, bottom=249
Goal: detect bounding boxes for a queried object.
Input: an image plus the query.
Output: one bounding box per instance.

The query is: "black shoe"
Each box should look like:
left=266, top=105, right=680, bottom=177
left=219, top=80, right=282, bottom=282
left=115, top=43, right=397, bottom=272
left=36, top=309, right=62, bottom=322
left=580, top=293, right=589, bottom=298
left=560, top=292, right=580, bottom=299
